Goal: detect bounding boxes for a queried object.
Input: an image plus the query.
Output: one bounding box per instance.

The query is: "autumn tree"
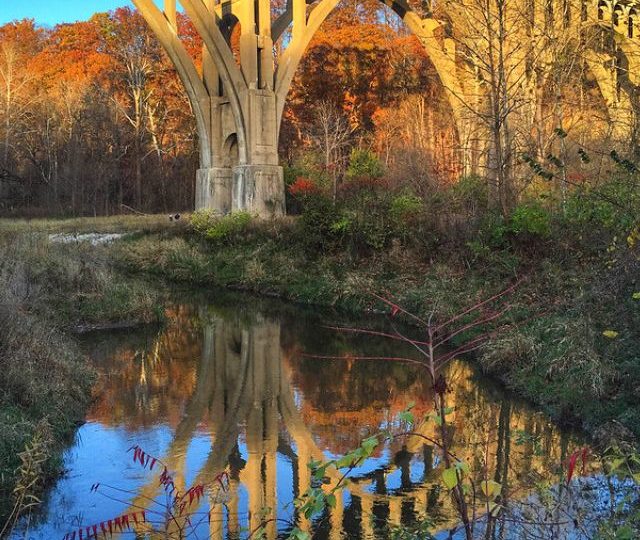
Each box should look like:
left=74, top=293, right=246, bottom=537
left=309, top=101, right=353, bottom=199
left=0, top=20, right=44, bottom=204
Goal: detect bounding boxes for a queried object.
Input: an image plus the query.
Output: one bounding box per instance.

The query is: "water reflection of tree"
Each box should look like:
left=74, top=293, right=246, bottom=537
left=83, top=301, right=584, bottom=539
left=86, top=304, right=202, bottom=429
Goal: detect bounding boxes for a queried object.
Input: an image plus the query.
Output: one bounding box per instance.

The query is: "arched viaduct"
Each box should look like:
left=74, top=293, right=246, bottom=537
left=132, top=0, right=640, bottom=216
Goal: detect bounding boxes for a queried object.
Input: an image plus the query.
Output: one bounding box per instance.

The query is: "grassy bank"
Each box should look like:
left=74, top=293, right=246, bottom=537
left=111, top=208, right=640, bottom=446
left=0, top=214, right=182, bottom=235
left=0, top=228, right=166, bottom=528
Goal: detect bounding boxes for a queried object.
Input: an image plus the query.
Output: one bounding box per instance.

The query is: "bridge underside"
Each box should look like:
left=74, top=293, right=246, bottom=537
left=133, top=0, right=640, bottom=217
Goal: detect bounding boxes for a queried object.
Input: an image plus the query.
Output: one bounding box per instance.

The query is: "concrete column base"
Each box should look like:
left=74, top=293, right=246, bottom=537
left=195, top=168, right=233, bottom=214
left=232, top=164, right=285, bottom=217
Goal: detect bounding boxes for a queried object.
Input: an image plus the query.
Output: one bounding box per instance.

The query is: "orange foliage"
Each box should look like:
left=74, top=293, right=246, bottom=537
left=288, top=177, right=320, bottom=197
left=31, top=21, right=113, bottom=87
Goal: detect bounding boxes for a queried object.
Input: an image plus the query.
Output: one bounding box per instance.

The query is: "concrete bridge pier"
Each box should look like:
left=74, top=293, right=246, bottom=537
left=195, top=87, right=286, bottom=216
left=196, top=167, right=233, bottom=215
left=196, top=165, right=286, bottom=218
left=231, top=165, right=285, bottom=216
left=194, top=141, right=285, bottom=218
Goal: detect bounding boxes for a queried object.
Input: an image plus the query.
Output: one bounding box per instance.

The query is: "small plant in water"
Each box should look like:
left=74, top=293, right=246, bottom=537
left=296, top=286, right=522, bottom=539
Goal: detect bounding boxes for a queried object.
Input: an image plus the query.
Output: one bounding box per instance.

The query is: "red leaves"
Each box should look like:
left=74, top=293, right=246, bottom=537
left=288, top=177, right=319, bottom=197
left=567, top=447, right=590, bottom=484
left=62, top=512, right=145, bottom=540
left=68, top=445, right=231, bottom=540
left=127, top=445, right=160, bottom=471
left=215, top=471, right=230, bottom=492
left=187, top=484, right=205, bottom=505
left=174, top=484, right=206, bottom=515
left=567, top=451, right=578, bottom=484
left=159, top=466, right=176, bottom=495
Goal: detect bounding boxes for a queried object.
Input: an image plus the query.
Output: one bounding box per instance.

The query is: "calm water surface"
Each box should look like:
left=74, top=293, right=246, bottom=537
left=17, top=291, right=585, bottom=539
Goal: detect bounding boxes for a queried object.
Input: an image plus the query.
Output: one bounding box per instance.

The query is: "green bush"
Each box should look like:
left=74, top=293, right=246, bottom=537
left=449, top=175, right=488, bottom=214
left=298, top=186, right=398, bottom=254
left=508, top=202, right=551, bottom=239
left=297, top=181, right=436, bottom=255
left=390, top=194, right=423, bottom=220
left=297, top=194, right=340, bottom=251
left=191, top=210, right=253, bottom=243
left=205, top=212, right=252, bottom=242
left=345, top=149, right=384, bottom=180
left=389, top=194, right=425, bottom=244
left=477, top=212, right=508, bottom=248
left=343, top=205, right=391, bottom=251
left=564, top=177, right=640, bottom=232
left=190, top=209, right=219, bottom=235
left=338, top=186, right=396, bottom=252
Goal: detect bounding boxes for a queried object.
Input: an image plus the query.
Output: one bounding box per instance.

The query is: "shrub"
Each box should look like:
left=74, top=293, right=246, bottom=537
left=449, top=175, right=488, bottom=215
left=204, top=212, right=252, bottom=242
left=564, top=177, right=640, bottom=233
left=283, top=163, right=307, bottom=188
left=477, top=212, right=508, bottom=248
left=190, top=209, right=219, bottom=235
left=389, top=194, right=425, bottom=243
left=284, top=163, right=325, bottom=214
left=389, top=194, right=423, bottom=220
left=190, top=210, right=253, bottom=243
left=508, top=202, right=551, bottom=239
left=288, top=177, right=320, bottom=215
left=343, top=204, right=391, bottom=251
left=337, top=185, right=396, bottom=252
left=289, top=177, right=318, bottom=197
left=341, top=173, right=383, bottom=191
left=345, top=149, right=384, bottom=180
left=297, top=194, right=339, bottom=252
left=298, top=186, right=400, bottom=254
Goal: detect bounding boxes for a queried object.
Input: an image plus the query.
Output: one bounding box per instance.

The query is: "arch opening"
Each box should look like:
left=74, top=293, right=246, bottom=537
left=223, top=133, right=240, bottom=167
left=598, top=0, right=607, bottom=20
left=276, top=0, right=463, bottom=186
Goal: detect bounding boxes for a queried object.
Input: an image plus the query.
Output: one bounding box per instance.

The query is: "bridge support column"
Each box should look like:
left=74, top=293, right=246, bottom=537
left=231, top=85, right=286, bottom=216
left=196, top=167, right=234, bottom=214
left=232, top=165, right=285, bottom=217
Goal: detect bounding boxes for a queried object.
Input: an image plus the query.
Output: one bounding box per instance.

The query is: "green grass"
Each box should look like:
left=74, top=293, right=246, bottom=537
left=0, top=213, right=187, bottom=235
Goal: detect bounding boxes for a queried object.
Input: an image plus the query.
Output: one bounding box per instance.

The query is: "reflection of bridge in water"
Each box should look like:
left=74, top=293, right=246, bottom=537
left=94, top=303, right=580, bottom=539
